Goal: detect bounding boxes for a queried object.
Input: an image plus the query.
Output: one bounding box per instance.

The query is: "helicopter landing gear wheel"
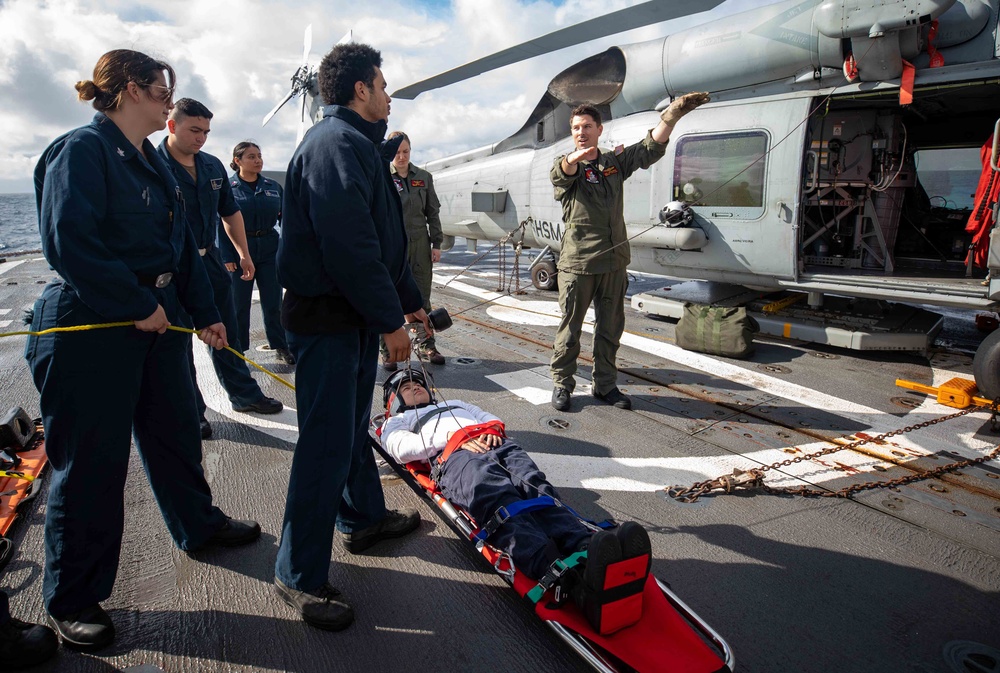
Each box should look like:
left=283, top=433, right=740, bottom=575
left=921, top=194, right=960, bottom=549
left=973, top=328, right=1000, bottom=400
left=531, top=260, right=558, bottom=291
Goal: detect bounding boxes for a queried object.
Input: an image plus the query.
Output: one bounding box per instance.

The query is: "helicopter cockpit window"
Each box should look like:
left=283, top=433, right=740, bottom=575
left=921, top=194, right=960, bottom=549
left=673, top=131, right=768, bottom=219
left=913, top=148, right=981, bottom=211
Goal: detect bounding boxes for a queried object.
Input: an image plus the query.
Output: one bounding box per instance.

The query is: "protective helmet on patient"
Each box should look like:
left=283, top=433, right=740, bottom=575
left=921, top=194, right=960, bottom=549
left=383, top=368, right=435, bottom=414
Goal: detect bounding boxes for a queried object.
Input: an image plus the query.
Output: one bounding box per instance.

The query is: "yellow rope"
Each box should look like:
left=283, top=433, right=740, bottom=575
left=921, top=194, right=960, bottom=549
left=2, top=322, right=296, bottom=392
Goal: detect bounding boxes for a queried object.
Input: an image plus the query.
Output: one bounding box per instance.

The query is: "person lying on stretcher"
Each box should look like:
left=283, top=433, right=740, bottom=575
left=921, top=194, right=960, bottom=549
left=379, top=369, right=653, bottom=634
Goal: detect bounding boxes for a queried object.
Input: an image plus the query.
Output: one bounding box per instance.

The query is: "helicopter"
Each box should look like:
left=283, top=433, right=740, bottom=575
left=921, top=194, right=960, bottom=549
left=264, top=0, right=1000, bottom=396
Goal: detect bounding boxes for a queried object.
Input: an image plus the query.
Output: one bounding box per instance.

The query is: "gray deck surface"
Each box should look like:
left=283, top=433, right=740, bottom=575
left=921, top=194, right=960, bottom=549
left=0, top=248, right=997, bottom=673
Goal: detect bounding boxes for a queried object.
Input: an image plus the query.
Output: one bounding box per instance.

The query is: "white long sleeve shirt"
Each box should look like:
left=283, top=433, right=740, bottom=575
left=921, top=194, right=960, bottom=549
left=380, top=399, right=502, bottom=464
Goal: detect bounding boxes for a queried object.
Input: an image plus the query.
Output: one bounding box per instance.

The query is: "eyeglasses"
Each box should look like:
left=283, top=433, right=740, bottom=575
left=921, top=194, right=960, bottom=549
left=143, top=83, right=175, bottom=103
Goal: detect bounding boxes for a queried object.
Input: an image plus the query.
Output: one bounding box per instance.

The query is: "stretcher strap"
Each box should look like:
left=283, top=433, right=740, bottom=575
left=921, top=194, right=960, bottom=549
left=472, top=495, right=615, bottom=542
left=473, top=495, right=559, bottom=541
left=413, top=405, right=462, bottom=433
left=436, top=421, right=506, bottom=466
left=526, top=550, right=587, bottom=604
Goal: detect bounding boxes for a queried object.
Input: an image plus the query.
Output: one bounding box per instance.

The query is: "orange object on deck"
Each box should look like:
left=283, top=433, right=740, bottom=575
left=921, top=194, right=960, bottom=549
left=895, top=377, right=993, bottom=409
left=1, top=419, right=47, bottom=539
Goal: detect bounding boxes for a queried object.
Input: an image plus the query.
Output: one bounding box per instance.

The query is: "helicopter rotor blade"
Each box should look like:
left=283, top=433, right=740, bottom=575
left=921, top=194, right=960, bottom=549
left=302, top=24, right=313, bottom=64
left=392, top=0, right=723, bottom=100
left=296, top=94, right=308, bottom=145
left=261, top=89, right=297, bottom=127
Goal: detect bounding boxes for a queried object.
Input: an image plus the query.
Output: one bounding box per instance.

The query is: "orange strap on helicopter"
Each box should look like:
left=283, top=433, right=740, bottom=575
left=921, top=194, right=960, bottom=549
left=436, top=421, right=506, bottom=466
left=965, top=134, right=1000, bottom=269
left=899, top=60, right=915, bottom=106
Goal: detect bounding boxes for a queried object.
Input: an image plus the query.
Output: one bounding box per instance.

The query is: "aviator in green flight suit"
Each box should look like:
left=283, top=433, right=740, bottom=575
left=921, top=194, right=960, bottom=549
left=387, top=132, right=444, bottom=363
left=549, top=95, right=710, bottom=411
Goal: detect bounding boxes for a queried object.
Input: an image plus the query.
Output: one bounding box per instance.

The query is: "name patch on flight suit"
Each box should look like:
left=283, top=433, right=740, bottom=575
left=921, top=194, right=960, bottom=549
left=265, top=190, right=280, bottom=197
left=393, top=177, right=404, bottom=192
left=603, top=166, right=619, bottom=177
left=410, top=179, right=426, bottom=188
left=583, top=166, right=600, bottom=184
left=210, top=178, right=223, bottom=190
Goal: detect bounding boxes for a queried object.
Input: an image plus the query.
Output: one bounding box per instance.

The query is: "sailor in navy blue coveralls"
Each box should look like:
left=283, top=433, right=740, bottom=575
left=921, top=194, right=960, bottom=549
left=157, top=138, right=278, bottom=413
left=29, top=113, right=232, bottom=618
left=275, top=103, right=428, bottom=594
left=222, top=173, right=288, bottom=354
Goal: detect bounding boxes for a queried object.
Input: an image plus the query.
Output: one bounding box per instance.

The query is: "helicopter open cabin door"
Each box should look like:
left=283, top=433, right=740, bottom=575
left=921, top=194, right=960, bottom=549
left=641, top=96, right=814, bottom=284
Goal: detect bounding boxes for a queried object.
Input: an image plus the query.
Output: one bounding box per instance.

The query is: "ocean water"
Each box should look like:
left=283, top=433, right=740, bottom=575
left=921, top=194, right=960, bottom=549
left=0, top=193, right=41, bottom=254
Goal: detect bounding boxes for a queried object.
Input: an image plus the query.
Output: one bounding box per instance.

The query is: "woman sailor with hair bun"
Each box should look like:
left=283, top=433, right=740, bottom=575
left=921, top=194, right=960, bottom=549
left=28, top=48, right=261, bottom=650
left=224, top=141, right=294, bottom=364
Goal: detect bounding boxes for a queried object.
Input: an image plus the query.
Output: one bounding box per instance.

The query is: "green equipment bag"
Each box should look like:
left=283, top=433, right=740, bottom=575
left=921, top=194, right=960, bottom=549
left=676, top=304, right=759, bottom=359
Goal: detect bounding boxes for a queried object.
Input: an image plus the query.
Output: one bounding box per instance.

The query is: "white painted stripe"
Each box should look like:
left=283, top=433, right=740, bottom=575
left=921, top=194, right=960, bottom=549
left=0, top=309, right=11, bottom=316
left=191, top=344, right=299, bottom=444
left=487, top=367, right=591, bottom=405
left=0, top=260, right=26, bottom=276
left=0, top=320, right=11, bottom=329
left=532, top=441, right=886, bottom=493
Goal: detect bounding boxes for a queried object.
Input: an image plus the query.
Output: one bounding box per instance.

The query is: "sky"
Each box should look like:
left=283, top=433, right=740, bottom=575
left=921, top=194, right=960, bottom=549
left=0, top=0, right=752, bottom=194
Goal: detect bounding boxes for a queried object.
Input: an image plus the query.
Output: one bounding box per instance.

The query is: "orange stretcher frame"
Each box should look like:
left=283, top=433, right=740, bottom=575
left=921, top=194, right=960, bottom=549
left=0, top=420, right=48, bottom=570
left=369, top=423, right=735, bottom=673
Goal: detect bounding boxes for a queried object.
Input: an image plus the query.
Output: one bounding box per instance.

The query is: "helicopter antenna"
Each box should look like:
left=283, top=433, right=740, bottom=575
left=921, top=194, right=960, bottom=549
left=392, top=0, right=724, bottom=100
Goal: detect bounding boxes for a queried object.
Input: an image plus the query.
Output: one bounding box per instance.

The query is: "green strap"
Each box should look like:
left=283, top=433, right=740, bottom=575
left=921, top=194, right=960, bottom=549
left=526, top=550, right=588, bottom=604
left=712, top=307, right=723, bottom=354
left=695, top=305, right=710, bottom=350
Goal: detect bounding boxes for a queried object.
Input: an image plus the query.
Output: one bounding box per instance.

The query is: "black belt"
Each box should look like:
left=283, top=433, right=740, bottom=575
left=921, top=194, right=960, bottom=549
left=246, top=229, right=273, bottom=237
left=136, top=272, right=174, bottom=288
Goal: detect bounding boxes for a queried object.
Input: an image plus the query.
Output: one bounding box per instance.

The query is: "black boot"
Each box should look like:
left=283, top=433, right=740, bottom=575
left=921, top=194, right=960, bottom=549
left=0, top=616, right=59, bottom=668
left=46, top=604, right=114, bottom=651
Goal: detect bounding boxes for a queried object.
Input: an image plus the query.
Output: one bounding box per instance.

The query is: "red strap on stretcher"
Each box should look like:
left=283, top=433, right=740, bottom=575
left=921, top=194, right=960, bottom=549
left=436, top=421, right=506, bottom=465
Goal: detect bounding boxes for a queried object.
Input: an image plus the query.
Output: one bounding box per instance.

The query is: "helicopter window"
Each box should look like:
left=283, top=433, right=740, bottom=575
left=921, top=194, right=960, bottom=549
left=913, top=148, right=981, bottom=211
left=673, top=132, right=768, bottom=214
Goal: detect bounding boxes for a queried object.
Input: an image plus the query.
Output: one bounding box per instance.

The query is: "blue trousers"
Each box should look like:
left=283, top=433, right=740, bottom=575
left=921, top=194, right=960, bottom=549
left=231, top=235, right=287, bottom=353
left=25, top=281, right=226, bottom=617
left=275, top=329, right=387, bottom=591
left=437, top=441, right=590, bottom=580
left=185, top=249, right=265, bottom=412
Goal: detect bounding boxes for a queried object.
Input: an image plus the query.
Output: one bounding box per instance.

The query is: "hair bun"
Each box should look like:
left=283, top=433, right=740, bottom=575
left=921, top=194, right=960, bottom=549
left=75, top=80, right=100, bottom=102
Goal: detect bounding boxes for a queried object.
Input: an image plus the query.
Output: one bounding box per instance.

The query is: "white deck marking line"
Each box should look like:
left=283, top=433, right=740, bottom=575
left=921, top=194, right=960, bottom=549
left=0, top=320, right=11, bottom=329
left=0, top=260, right=26, bottom=276
left=192, top=344, right=299, bottom=444
left=487, top=367, right=591, bottom=405
left=435, top=275, right=996, bottom=457
left=532, top=441, right=888, bottom=493
left=0, top=309, right=11, bottom=316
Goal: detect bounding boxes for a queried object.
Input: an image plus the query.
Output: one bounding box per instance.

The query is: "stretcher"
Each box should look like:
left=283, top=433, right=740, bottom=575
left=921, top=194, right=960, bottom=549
left=369, top=420, right=735, bottom=673
left=0, top=408, right=47, bottom=571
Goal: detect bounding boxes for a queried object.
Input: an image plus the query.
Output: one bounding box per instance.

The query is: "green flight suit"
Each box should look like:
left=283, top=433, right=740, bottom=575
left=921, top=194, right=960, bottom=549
left=550, top=130, right=667, bottom=395
left=391, top=163, right=442, bottom=351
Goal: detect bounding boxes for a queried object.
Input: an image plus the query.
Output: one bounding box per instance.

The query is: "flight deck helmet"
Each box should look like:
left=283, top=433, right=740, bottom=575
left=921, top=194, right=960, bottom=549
left=658, top=201, right=694, bottom=227
left=383, top=368, right=435, bottom=414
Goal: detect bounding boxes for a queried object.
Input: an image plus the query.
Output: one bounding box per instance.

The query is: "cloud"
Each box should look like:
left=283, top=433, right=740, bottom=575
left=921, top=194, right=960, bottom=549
left=0, top=0, right=737, bottom=192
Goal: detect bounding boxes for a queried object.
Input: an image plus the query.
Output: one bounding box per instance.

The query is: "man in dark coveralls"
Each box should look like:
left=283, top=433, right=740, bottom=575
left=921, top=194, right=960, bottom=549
left=274, top=42, right=432, bottom=631
left=549, top=93, right=709, bottom=412
left=158, top=98, right=283, bottom=439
